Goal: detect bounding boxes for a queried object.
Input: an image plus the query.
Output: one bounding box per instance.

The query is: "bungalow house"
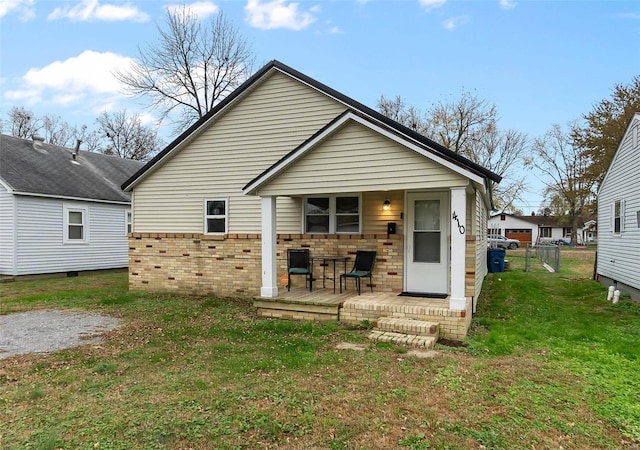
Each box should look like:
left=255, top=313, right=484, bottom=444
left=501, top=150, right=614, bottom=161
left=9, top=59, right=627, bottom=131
left=597, top=112, right=640, bottom=301
left=488, top=213, right=572, bottom=246
left=122, top=61, right=501, bottom=341
left=0, top=134, right=144, bottom=277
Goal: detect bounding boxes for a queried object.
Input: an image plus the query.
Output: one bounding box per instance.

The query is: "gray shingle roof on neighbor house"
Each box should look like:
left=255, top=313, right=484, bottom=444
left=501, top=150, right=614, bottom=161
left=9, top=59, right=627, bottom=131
left=0, top=134, right=145, bottom=203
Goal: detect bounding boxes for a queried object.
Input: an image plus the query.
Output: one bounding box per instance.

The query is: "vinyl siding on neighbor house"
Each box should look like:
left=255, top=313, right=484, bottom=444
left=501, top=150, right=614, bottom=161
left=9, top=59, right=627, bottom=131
left=0, top=186, right=16, bottom=274
left=257, top=120, right=469, bottom=196
left=597, top=114, right=640, bottom=291
left=132, top=70, right=347, bottom=234
left=12, top=196, right=129, bottom=275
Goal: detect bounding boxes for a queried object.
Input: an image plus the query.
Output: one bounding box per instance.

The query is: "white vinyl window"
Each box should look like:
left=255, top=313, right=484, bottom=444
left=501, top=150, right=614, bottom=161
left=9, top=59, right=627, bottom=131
left=613, top=200, right=624, bottom=234
left=304, top=195, right=360, bottom=234
left=63, top=204, right=89, bottom=243
left=205, top=199, right=228, bottom=234
left=540, top=227, right=552, bottom=238
left=125, top=209, right=132, bottom=235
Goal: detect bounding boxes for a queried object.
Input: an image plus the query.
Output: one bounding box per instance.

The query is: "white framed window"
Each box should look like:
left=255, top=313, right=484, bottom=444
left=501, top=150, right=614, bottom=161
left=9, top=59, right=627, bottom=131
left=613, top=200, right=626, bottom=234
left=204, top=199, right=228, bottom=234
left=63, top=204, right=89, bottom=243
left=304, top=195, right=361, bottom=234
left=540, top=227, right=552, bottom=238
left=125, top=209, right=132, bottom=235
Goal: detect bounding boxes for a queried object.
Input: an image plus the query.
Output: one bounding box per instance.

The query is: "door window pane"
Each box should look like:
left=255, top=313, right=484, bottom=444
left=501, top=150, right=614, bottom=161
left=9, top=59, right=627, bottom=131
left=414, top=200, right=440, bottom=231
left=414, top=231, right=440, bottom=263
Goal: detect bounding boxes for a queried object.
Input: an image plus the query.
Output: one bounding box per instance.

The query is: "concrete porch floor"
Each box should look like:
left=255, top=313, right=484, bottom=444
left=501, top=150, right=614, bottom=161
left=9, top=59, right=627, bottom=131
left=276, top=286, right=449, bottom=310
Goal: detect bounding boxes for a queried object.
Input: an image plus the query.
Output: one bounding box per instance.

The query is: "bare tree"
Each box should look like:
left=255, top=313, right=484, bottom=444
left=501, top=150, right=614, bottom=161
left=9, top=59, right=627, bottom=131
left=74, top=125, right=103, bottom=153
left=115, top=8, right=255, bottom=131
left=528, top=123, right=595, bottom=245
left=377, top=92, right=529, bottom=212
left=41, top=114, right=75, bottom=147
left=96, top=110, right=163, bottom=161
left=6, top=106, right=41, bottom=138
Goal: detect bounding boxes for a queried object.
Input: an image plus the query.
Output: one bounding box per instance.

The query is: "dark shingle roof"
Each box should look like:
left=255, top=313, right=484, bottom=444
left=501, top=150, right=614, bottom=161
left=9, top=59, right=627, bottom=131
left=0, top=134, right=145, bottom=203
left=122, top=60, right=502, bottom=191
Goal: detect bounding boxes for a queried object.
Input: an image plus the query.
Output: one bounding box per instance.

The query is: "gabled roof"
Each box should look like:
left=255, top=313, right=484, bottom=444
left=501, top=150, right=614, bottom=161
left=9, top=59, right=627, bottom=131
left=0, top=134, right=145, bottom=204
left=122, top=60, right=501, bottom=192
left=243, top=110, right=486, bottom=194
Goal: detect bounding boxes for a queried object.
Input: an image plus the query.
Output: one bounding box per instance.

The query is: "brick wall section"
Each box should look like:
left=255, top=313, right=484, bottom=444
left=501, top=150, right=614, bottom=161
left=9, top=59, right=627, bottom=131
left=128, top=232, right=403, bottom=296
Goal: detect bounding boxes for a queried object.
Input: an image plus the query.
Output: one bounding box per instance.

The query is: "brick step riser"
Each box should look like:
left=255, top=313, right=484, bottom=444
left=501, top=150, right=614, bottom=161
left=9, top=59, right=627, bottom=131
left=368, top=330, right=437, bottom=349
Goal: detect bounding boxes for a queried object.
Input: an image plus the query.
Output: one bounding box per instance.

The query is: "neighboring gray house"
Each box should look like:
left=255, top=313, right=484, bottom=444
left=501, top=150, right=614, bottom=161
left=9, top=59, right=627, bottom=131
left=0, top=134, right=145, bottom=277
left=597, top=113, right=640, bottom=301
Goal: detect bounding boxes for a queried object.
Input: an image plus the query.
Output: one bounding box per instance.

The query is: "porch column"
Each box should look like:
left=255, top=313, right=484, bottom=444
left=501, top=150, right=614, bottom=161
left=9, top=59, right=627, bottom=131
left=261, top=196, right=278, bottom=298
left=450, top=187, right=467, bottom=310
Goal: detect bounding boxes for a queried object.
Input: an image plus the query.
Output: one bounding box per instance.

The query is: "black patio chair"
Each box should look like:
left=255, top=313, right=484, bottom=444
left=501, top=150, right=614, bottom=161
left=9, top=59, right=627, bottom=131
left=340, top=250, right=376, bottom=295
left=287, top=248, right=313, bottom=292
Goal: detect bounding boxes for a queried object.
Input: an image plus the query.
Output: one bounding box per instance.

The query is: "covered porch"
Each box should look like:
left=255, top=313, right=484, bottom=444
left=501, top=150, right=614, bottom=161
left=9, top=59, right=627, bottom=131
left=253, top=286, right=470, bottom=342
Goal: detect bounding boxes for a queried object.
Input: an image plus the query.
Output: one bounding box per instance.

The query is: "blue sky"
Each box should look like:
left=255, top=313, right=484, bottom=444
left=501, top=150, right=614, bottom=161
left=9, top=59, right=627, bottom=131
left=1, top=0, right=639, bottom=212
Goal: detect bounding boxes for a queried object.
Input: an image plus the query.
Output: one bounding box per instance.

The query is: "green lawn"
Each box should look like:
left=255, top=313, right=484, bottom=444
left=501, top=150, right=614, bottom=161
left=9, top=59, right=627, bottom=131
left=1, top=251, right=638, bottom=449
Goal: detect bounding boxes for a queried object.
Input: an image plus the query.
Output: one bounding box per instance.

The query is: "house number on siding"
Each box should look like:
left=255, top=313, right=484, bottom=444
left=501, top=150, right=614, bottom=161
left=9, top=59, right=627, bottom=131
left=452, top=212, right=466, bottom=235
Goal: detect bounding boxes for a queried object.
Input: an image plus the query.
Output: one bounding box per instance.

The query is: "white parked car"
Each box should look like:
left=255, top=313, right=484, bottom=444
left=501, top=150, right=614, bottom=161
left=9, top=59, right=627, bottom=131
left=488, top=234, right=521, bottom=250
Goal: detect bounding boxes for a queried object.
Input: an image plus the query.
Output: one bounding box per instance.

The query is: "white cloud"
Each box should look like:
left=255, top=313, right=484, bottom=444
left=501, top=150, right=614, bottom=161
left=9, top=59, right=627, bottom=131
left=419, top=0, right=446, bottom=12
left=48, top=0, right=149, bottom=22
left=0, top=0, right=35, bottom=20
left=244, top=0, right=317, bottom=30
left=442, top=15, right=469, bottom=30
left=4, top=50, right=134, bottom=109
left=499, top=0, right=517, bottom=10
left=165, top=1, right=219, bottom=20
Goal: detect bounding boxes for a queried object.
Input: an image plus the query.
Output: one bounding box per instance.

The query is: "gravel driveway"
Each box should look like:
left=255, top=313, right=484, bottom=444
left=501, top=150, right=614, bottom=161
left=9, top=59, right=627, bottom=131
left=0, top=310, right=121, bottom=359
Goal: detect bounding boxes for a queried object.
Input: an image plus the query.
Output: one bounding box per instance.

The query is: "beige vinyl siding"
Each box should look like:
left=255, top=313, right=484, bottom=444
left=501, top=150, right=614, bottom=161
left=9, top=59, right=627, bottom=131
left=257, top=120, right=468, bottom=196
left=474, top=190, right=488, bottom=299
left=362, top=191, right=404, bottom=234
left=133, top=70, right=346, bottom=233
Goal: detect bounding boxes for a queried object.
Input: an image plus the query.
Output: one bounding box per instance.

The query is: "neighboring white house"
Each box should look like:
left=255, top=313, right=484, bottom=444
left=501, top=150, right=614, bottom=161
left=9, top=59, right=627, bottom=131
left=597, top=113, right=640, bottom=301
left=0, top=134, right=145, bottom=277
left=488, top=213, right=572, bottom=246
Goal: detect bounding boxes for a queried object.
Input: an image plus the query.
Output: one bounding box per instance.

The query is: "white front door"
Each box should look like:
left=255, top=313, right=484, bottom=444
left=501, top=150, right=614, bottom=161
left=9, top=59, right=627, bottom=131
left=405, top=192, right=449, bottom=294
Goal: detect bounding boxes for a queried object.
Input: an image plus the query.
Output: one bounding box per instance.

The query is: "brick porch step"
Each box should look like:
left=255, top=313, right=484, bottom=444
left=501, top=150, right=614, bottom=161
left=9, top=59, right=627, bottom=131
left=367, top=330, right=437, bottom=348
left=254, top=299, right=340, bottom=321
left=374, top=317, right=439, bottom=338
left=367, top=317, right=439, bottom=348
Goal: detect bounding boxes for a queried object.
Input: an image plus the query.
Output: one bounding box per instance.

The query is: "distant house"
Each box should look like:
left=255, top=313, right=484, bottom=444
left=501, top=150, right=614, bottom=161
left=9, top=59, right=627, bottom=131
left=121, top=60, right=502, bottom=340
left=488, top=213, right=571, bottom=246
left=0, top=134, right=145, bottom=277
left=597, top=113, right=640, bottom=301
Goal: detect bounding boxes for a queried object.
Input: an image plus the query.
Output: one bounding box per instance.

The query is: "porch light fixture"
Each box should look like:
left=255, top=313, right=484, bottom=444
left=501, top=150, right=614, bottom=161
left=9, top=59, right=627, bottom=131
left=383, top=200, right=391, bottom=211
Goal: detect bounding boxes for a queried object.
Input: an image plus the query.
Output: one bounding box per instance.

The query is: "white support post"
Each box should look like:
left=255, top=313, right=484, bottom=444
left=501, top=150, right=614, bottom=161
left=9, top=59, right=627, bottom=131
left=450, top=187, right=467, bottom=311
left=260, top=196, right=278, bottom=298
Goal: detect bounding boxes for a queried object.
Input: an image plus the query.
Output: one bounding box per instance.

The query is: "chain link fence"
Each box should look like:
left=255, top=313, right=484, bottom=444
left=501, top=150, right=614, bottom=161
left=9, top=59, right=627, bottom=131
left=525, top=243, right=560, bottom=272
